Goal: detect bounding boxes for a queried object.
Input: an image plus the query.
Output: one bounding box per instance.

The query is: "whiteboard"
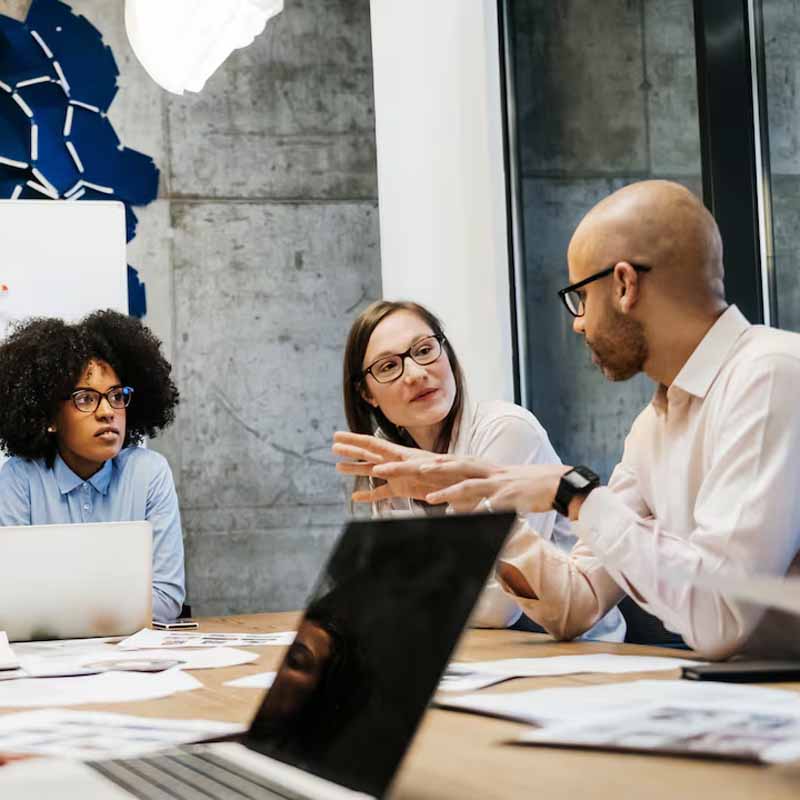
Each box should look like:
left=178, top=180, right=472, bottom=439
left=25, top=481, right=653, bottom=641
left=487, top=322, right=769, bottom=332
left=0, top=200, right=128, bottom=342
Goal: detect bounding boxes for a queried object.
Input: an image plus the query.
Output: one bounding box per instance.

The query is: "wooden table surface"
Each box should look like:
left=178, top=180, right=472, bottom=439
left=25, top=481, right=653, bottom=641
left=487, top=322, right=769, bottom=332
left=6, top=613, right=800, bottom=799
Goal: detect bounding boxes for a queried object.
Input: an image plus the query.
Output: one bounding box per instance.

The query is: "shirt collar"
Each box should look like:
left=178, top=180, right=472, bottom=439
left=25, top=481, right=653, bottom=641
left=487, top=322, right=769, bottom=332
left=54, top=454, right=113, bottom=496
left=652, top=305, right=750, bottom=413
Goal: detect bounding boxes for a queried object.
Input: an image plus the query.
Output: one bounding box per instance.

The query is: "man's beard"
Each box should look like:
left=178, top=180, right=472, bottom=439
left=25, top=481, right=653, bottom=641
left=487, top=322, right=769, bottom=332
left=585, top=309, right=648, bottom=382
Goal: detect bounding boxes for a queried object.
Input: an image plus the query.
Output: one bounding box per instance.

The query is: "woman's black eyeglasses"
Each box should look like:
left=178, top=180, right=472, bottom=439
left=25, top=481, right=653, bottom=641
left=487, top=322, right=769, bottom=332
left=358, top=334, right=445, bottom=384
left=558, top=263, right=652, bottom=317
left=70, top=386, right=134, bottom=414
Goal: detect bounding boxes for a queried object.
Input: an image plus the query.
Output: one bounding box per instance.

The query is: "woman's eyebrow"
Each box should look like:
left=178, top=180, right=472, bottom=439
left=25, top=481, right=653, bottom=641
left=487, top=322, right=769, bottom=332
left=72, top=383, right=124, bottom=391
left=368, top=333, right=435, bottom=361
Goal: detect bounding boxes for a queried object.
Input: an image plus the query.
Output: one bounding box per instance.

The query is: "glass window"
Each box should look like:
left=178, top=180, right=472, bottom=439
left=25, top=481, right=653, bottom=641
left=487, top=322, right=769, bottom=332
left=507, top=0, right=703, bottom=480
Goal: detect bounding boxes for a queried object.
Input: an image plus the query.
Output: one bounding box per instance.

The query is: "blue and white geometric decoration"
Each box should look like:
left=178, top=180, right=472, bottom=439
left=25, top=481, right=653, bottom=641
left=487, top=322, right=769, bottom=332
left=0, top=0, right=160, bottom=317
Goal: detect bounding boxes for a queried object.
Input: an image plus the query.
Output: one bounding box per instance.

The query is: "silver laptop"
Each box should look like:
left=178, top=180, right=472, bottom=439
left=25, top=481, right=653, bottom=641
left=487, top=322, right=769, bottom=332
left=0, top=521, right=152, bottom=642
left=55, top=513, right=515, bottom=800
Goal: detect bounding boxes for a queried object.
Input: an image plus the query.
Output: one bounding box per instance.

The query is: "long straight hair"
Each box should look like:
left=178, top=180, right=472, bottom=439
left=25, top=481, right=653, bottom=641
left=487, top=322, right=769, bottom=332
left=342, top=301, right=466, bottom=454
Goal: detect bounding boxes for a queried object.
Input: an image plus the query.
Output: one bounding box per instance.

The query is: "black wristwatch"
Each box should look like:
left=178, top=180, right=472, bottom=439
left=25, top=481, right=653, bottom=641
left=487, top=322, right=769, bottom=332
left=552, top=465, right=600, bottom=517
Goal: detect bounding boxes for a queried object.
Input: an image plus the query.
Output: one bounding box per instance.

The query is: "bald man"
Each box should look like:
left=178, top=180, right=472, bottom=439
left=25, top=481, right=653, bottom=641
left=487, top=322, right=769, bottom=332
left=334, top=180, right=800, bottom=660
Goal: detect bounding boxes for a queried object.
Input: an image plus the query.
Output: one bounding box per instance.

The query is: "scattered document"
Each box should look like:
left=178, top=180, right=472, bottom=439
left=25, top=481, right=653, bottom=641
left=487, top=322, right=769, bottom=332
left=119, top=628, right=296, bottom=650
left=17, top=645, right=257, bottom=678
left=0, top=709, right=245, bottom=760
left=225, top=671, right=277, bottom=689
left=13, top=639, right=134, bottom=677
left=0, top=632, right=18, bottom=671
left=438, top=654, right=701, bottom=692
left=12, top=637, right=118, bottom=654
left=516, top=703, right=800, bottom=764
left=437, top=679, right=800, bottom=727
left=438, top=670, right=509, bottom=693
left=0, top=668, right=201, bottom=707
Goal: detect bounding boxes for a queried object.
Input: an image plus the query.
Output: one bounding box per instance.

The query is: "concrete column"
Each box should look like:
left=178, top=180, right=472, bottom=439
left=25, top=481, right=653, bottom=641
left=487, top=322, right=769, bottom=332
left=369, top=0, right=515, bottom=404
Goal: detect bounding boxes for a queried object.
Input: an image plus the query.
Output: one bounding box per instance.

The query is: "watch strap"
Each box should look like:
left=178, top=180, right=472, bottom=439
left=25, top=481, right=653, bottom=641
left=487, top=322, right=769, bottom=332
left=553, top=465, right=600, bottom=517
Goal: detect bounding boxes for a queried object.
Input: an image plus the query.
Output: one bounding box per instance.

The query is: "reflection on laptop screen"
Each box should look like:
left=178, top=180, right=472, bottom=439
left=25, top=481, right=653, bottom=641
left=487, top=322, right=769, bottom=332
left=245, top=513, right=513, bottom=798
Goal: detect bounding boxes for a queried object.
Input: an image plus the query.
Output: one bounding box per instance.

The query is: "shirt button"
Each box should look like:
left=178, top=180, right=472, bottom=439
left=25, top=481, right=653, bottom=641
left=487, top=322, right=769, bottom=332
left=83, top=504, right=90, bottom=511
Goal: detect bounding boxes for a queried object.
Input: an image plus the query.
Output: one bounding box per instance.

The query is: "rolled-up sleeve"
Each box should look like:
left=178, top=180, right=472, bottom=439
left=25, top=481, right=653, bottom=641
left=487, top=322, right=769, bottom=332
left=496, top=524, right=626, bottom=640
left=146, top=458, right=186, bottom=622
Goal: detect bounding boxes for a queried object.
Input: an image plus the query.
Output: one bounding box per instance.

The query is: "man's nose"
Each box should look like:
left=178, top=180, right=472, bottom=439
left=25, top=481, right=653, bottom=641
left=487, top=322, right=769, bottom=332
left=572, top=315, right=585, bottom=335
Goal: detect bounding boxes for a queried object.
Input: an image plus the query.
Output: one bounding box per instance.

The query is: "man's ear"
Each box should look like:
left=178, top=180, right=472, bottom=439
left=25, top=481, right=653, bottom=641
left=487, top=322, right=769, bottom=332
left=614, top=261, right=640, bottom=313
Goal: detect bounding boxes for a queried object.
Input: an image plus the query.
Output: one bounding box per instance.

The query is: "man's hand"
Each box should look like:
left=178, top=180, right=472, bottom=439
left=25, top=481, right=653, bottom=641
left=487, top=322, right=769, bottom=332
left=424, top=463, right=573, bottom=515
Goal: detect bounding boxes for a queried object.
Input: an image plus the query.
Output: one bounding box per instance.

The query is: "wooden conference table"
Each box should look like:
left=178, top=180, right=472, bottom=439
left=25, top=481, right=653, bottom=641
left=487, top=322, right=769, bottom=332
left=6, top=612, right=800, bottom=799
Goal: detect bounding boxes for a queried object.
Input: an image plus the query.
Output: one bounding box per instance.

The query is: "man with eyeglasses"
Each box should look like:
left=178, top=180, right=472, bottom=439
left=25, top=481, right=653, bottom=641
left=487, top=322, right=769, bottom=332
left=346, top=180, right=800, bottom=660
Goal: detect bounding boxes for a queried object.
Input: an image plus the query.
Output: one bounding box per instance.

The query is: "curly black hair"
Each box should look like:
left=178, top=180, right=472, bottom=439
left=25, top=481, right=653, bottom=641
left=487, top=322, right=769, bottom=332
left=0, top=309, right=179, bottom=466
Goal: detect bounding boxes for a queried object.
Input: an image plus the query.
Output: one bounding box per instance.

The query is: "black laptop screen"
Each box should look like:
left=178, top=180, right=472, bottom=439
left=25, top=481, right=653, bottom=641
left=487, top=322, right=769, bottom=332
left=245, top=513, right=513, bottom=798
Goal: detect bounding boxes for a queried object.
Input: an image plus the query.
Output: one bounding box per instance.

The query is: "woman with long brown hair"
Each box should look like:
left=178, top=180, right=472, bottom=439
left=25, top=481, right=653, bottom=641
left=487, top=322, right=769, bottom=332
left=334, top=300, right=624, bottom=639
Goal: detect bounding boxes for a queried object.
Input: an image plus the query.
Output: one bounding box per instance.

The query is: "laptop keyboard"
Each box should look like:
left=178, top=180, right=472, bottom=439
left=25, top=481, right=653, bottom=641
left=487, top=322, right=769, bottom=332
left=88, top=748, right=302, bottom=800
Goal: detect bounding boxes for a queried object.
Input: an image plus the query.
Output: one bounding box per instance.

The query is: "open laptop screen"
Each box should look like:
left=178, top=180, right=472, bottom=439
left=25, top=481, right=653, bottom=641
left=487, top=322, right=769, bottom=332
left=245, top=513, right=514, bottom=798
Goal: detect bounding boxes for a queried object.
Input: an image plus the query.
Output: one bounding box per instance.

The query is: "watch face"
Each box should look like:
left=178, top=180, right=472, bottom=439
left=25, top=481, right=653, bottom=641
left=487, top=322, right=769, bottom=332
left=566, top=472, right=591, bottom=490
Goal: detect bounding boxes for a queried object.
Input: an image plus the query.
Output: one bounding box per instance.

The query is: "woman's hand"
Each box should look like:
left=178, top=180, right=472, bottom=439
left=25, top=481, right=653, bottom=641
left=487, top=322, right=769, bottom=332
left=333, top=432, right=502, bottom=506
left=332, top=432, right=438, bottom=503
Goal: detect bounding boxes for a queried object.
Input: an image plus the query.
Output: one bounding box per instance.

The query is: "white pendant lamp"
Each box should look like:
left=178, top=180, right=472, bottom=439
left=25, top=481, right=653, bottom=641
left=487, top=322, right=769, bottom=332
left=124, top=0, right=284, bottom=95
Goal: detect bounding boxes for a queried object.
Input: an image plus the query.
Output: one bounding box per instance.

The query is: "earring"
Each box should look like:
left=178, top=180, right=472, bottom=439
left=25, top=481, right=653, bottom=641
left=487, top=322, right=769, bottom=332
left=46, top=425, right=56, bottom=433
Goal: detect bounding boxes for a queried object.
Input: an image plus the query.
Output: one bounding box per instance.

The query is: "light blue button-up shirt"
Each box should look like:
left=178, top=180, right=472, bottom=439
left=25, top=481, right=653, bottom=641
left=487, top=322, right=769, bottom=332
left=0, top=447, right=185, bottom=622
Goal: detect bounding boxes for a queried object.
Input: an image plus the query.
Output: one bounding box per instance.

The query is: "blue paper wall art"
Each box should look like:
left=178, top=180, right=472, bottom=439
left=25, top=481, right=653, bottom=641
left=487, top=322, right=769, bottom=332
left=0, top=0, right=160, bottom=317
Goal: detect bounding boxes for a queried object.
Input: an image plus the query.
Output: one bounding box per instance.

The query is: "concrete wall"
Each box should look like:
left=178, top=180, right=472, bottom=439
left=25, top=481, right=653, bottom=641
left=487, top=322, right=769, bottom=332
left=511, top=0, right=702, bottom=480
left=60, top=0, right=381, bottom=614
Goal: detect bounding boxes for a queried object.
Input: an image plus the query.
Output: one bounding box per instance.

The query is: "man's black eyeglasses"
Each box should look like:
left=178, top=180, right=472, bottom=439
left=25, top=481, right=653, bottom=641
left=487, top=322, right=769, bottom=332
left=558, top=263, right=652, bottom=317
left=358, top=334, right=445, bottom=384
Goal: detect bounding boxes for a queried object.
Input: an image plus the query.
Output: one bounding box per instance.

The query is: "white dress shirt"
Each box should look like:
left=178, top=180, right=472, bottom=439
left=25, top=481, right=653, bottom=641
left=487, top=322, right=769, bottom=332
left=373, top=398, right=626, bottom=641
left=499, top=306, right=800, bottom=659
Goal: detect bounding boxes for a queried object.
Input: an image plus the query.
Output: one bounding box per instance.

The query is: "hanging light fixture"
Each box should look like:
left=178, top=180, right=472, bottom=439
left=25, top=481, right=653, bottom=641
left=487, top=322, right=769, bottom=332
left=124, top=0, right=284, bottom=95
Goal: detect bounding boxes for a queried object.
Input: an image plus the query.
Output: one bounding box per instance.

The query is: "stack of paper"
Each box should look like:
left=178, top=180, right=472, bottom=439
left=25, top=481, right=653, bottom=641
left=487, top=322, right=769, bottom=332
left=438, top=654, right=701, bottom=693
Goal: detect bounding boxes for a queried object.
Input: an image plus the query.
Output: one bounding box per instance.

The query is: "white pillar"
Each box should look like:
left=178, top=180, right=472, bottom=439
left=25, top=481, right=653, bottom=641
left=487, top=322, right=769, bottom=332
left=369, top=0, right=515, bottom=403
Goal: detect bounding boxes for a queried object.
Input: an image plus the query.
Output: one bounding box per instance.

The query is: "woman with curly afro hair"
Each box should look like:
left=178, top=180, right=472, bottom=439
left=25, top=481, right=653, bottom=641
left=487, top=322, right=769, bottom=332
left=0, top=309, right=185, bottom=622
